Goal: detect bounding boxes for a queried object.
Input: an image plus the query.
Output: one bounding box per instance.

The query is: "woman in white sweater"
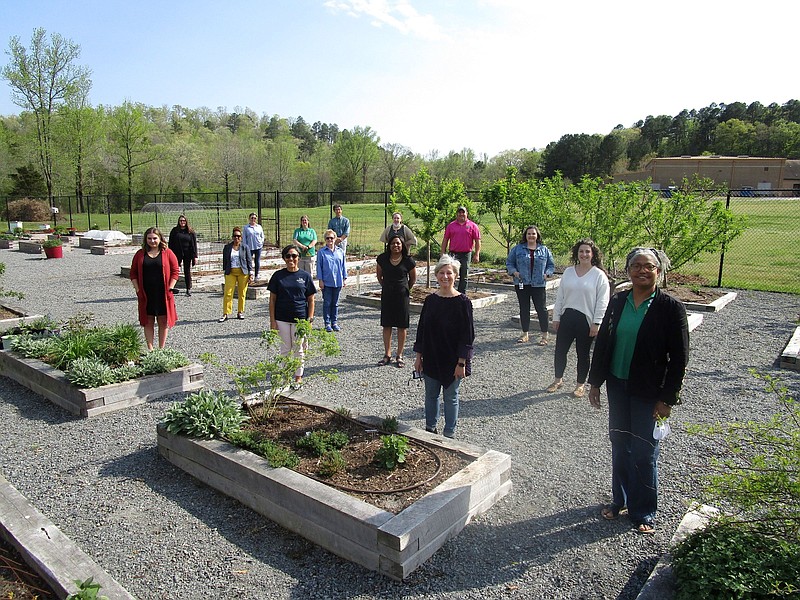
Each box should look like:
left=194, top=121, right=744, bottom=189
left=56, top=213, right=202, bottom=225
left=547, top=238, right=610, bottom=397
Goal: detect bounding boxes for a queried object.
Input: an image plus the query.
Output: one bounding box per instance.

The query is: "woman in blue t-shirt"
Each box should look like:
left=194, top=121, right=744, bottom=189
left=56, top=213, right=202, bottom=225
left=268, top=244, right=317, bottom=388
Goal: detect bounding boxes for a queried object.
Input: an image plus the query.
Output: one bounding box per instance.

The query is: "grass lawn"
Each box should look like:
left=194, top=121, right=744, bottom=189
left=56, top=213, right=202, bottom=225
left=12, top=197, right=799, bottom=294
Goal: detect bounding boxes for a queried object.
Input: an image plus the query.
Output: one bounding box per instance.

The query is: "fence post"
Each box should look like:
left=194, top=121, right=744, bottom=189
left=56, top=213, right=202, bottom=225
left=275, top=191, right=281, bottom=247
left=717, top=191, right=732, bottom=287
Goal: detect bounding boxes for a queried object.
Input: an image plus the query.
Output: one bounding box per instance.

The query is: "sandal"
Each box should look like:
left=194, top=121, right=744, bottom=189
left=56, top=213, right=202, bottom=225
left=538, top=335, right=549, bottom=346
left=395, top=355, right=405, bottom=368
left=377, top=355, right=392, bottom=366
left=601, top=504, right=622, bottom=521
left=546, top=380, right=563, bottom=393
left=517, top=333, right=529, bottom=343
left=636, top=522, right=656, bottom=535
left=572, top=384, right=586, bottom=398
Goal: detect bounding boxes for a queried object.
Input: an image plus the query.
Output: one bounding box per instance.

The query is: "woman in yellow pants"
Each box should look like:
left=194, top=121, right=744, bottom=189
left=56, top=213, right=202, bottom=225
left=219, top=226, right=254, bottom=321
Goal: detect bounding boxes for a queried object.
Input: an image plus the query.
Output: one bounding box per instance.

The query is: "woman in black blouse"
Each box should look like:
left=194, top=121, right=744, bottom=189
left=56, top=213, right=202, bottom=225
left=168, top=215, right=198, bottom=296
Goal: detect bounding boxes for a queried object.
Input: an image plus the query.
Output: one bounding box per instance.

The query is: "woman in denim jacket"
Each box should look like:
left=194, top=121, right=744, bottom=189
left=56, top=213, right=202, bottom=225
left=506, top=225, right=555, bottom=345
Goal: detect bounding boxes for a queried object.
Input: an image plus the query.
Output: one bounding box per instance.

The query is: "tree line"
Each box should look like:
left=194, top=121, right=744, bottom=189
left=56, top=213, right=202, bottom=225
left=1, top=28, right=796, bottom=208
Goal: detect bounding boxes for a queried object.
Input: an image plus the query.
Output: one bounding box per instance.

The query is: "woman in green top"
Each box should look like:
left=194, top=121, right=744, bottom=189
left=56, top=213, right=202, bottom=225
left=587, top=247, right=689, bottom=534
left=292, top=215, right=318, bottom=274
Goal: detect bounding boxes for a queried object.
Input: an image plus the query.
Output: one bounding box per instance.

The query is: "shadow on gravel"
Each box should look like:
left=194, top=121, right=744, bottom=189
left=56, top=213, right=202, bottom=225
left=0, top=377, right=77, bottom=425
left=100, top=445, right=629, bottom=598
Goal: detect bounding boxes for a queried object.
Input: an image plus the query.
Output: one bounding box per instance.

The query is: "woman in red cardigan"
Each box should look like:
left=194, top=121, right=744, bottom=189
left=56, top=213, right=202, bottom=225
left=130, top=227, right=180, bottom=350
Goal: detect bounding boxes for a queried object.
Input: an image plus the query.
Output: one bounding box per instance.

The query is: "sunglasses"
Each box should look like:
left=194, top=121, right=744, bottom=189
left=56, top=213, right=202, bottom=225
left=232, top=234, right=241, bottom=238
left=325, top=237, right=335, bottom=240
left=285, top=254, right=300, bottom=259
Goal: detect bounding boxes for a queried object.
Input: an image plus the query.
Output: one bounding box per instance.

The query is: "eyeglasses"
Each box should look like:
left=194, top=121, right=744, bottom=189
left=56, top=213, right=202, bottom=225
left=285, top=254, right=299, bottom=259
left=629, top=263, right=658, bottom=272
left=325, top=237, right=335, bottom=240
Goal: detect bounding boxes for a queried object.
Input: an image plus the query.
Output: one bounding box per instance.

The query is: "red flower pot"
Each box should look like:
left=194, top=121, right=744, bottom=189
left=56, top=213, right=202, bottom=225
left=43, top=245, right=63, bottom=259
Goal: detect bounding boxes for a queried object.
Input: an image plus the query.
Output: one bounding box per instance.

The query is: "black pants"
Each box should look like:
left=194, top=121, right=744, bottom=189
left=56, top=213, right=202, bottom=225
left=452, top=251, right=471, bottom=293
left=554, top=308, right=593, bottom=383
left=179, top=256, right=193, bottom=291
left=516, top=285, right=548, bottom=333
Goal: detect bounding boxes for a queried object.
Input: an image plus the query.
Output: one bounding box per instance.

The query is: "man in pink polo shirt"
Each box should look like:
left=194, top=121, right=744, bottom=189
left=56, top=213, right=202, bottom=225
left=441, top=205, right=481, bottom=293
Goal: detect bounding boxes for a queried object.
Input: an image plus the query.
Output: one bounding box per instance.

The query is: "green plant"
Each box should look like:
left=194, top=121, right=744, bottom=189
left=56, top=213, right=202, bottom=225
left=295, top=429, right=349, bottom=457
left=672, top=522, right=800, bottom=599
left=111, top=362, right=144, bottom=383
left=9, top=334, right=58, bottom=359
left=381, top=415, right=399, bottom=433
left=139, top=347, right=189, bottom=375
left=686, top=372, right=800, bottom=538
left=0, top=262, right=23, bottom=300
left=66, top=577, right=108, bottom=600
left=202, top=320, right=340, bottom=422
left=162, top=389, right=247, bottom=439
left=334, top=406, right=352, bottom=418
left=374, top=434, right=410, bottom=470
left=42, top=237, right=63, bottom=248
left=317, top=450, right=347, bottom=478
left=226, top=430, right=299, bottom=468
left=65, top=356, right=116, bottom=388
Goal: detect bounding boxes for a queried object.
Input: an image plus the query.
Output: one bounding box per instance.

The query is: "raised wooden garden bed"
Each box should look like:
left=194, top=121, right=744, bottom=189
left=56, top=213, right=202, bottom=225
left=0, top=239, right=18, bottom=250
left=0, top=304, right=44, bottom=334
left=679, top=291, right=737, bottom=313
left=157, top=397, right=511, bottom=580
left=17, top=240, right=43, bottom=255
left=780, top=326, right=800, bottom=371
left=0, top=350, right=204, bottom=417
left=0, top=473, right=135, bottom=598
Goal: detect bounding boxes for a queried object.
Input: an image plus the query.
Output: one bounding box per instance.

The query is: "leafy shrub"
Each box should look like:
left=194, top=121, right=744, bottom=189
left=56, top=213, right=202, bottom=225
left=374, top=434, right=409, bottom=470
left=5, top=198, right=50, bottom=221
left=42, top=237, right=63, bottom=248
left=295, top=429, right=349, bottom=457
left=672, top=522, right=800, bottom=599
left=226, top=430, right=299, bottom=468
left=334, top=406, right=352, bottom=418
left=139, top=347, right=189, bottom=375
left=96, top=324, right=142, bottom=366
left=162, top=389, right=247, bottom=439
left=317, top=450, right=346, bottom=478
left=66, top=576, right=108, bottom=600
left=65, top=357, right=115, bottom=388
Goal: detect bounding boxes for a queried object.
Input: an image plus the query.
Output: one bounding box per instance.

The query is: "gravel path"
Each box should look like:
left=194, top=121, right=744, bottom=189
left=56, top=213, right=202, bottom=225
left=0, top=246, right=798, bottom=599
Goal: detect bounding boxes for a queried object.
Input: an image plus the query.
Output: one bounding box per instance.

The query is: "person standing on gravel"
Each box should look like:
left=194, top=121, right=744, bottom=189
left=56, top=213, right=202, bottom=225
left=547, top=238, right=609, bottom=397
left=167, top=215, right=198, bottom=296
left=441, top=206, right=480, bottom=294
left=327, top=204, right=350, bottom=255
left=506, top=225, right=555, bottom=345
left=588, top=247, right=689, bottom=534
left=242, top=213, right=265, bottom=280
left=413, top=254, right=475, bottom=438
left=130, top=227, right=180, bottom=350
left=379, top=212, right=417, bottom=248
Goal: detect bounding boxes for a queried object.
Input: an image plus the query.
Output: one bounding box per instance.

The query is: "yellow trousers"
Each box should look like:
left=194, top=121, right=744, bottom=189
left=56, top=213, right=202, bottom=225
left=223, top=268, right=250, bottom=315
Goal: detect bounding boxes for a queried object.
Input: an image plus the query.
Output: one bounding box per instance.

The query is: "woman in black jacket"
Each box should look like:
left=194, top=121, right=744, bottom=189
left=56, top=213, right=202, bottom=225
left=588, top=247, right=689, bottom=534
left=167, top=215, right=198, bottom=296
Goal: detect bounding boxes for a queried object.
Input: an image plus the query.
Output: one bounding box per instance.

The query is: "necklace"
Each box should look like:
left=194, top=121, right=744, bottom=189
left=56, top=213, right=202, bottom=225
left=389, top=254, right=402, bottom=265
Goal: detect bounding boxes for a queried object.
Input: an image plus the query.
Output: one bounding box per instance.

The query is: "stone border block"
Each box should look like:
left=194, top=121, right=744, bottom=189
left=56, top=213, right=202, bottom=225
left=780, top=325, right=800, bottom=371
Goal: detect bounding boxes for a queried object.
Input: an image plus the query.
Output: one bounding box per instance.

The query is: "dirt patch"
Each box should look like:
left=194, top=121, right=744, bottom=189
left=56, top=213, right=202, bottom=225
left=661, top=272, right=726, bottom=304
left=0, top=537, right=57, bottom=599
left=0, top=306, right=20, bottom=320
left=244, top=401, right=473, bottom=513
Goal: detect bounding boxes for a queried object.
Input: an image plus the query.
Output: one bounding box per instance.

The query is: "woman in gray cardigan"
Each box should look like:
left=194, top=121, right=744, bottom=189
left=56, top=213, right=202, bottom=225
left=219, top=226, right=254, bottom=321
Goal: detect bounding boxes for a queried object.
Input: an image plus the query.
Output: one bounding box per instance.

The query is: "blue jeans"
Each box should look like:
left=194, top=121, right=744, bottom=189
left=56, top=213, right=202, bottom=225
left=423, top=374, right=461, bottom=436
left=606, top=375, right=660, bottom=525
left=321, top=286, right=341, bottom=326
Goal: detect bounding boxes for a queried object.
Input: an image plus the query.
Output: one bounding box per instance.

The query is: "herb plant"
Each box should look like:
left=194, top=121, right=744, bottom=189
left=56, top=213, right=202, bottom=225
left=295, top=430, right=349, bottom=457
left=161, top=389, right=247, bottom=439
left=374, top=434, right=409, bottom=470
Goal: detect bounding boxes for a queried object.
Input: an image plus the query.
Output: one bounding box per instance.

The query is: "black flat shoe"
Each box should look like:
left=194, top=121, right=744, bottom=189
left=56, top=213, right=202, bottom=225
left=186, top=290, right=191, bottom=296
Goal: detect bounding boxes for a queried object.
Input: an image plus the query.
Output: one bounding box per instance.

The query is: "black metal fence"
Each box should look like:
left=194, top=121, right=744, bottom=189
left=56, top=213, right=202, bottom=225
left=3, top=188, right=799, bottom=294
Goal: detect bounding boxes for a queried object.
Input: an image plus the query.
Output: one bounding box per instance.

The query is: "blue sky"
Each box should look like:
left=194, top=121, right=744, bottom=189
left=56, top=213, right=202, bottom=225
left=0, top=0, right=796, bottom=158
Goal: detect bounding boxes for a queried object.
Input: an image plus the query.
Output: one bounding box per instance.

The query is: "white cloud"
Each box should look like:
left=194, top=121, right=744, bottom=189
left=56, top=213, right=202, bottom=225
left=323, top=0, right=446, bottom=40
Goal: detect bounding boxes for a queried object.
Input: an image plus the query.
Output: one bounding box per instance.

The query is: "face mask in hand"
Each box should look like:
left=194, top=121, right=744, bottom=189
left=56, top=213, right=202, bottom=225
left=653, top=418, right=671, bottom=440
